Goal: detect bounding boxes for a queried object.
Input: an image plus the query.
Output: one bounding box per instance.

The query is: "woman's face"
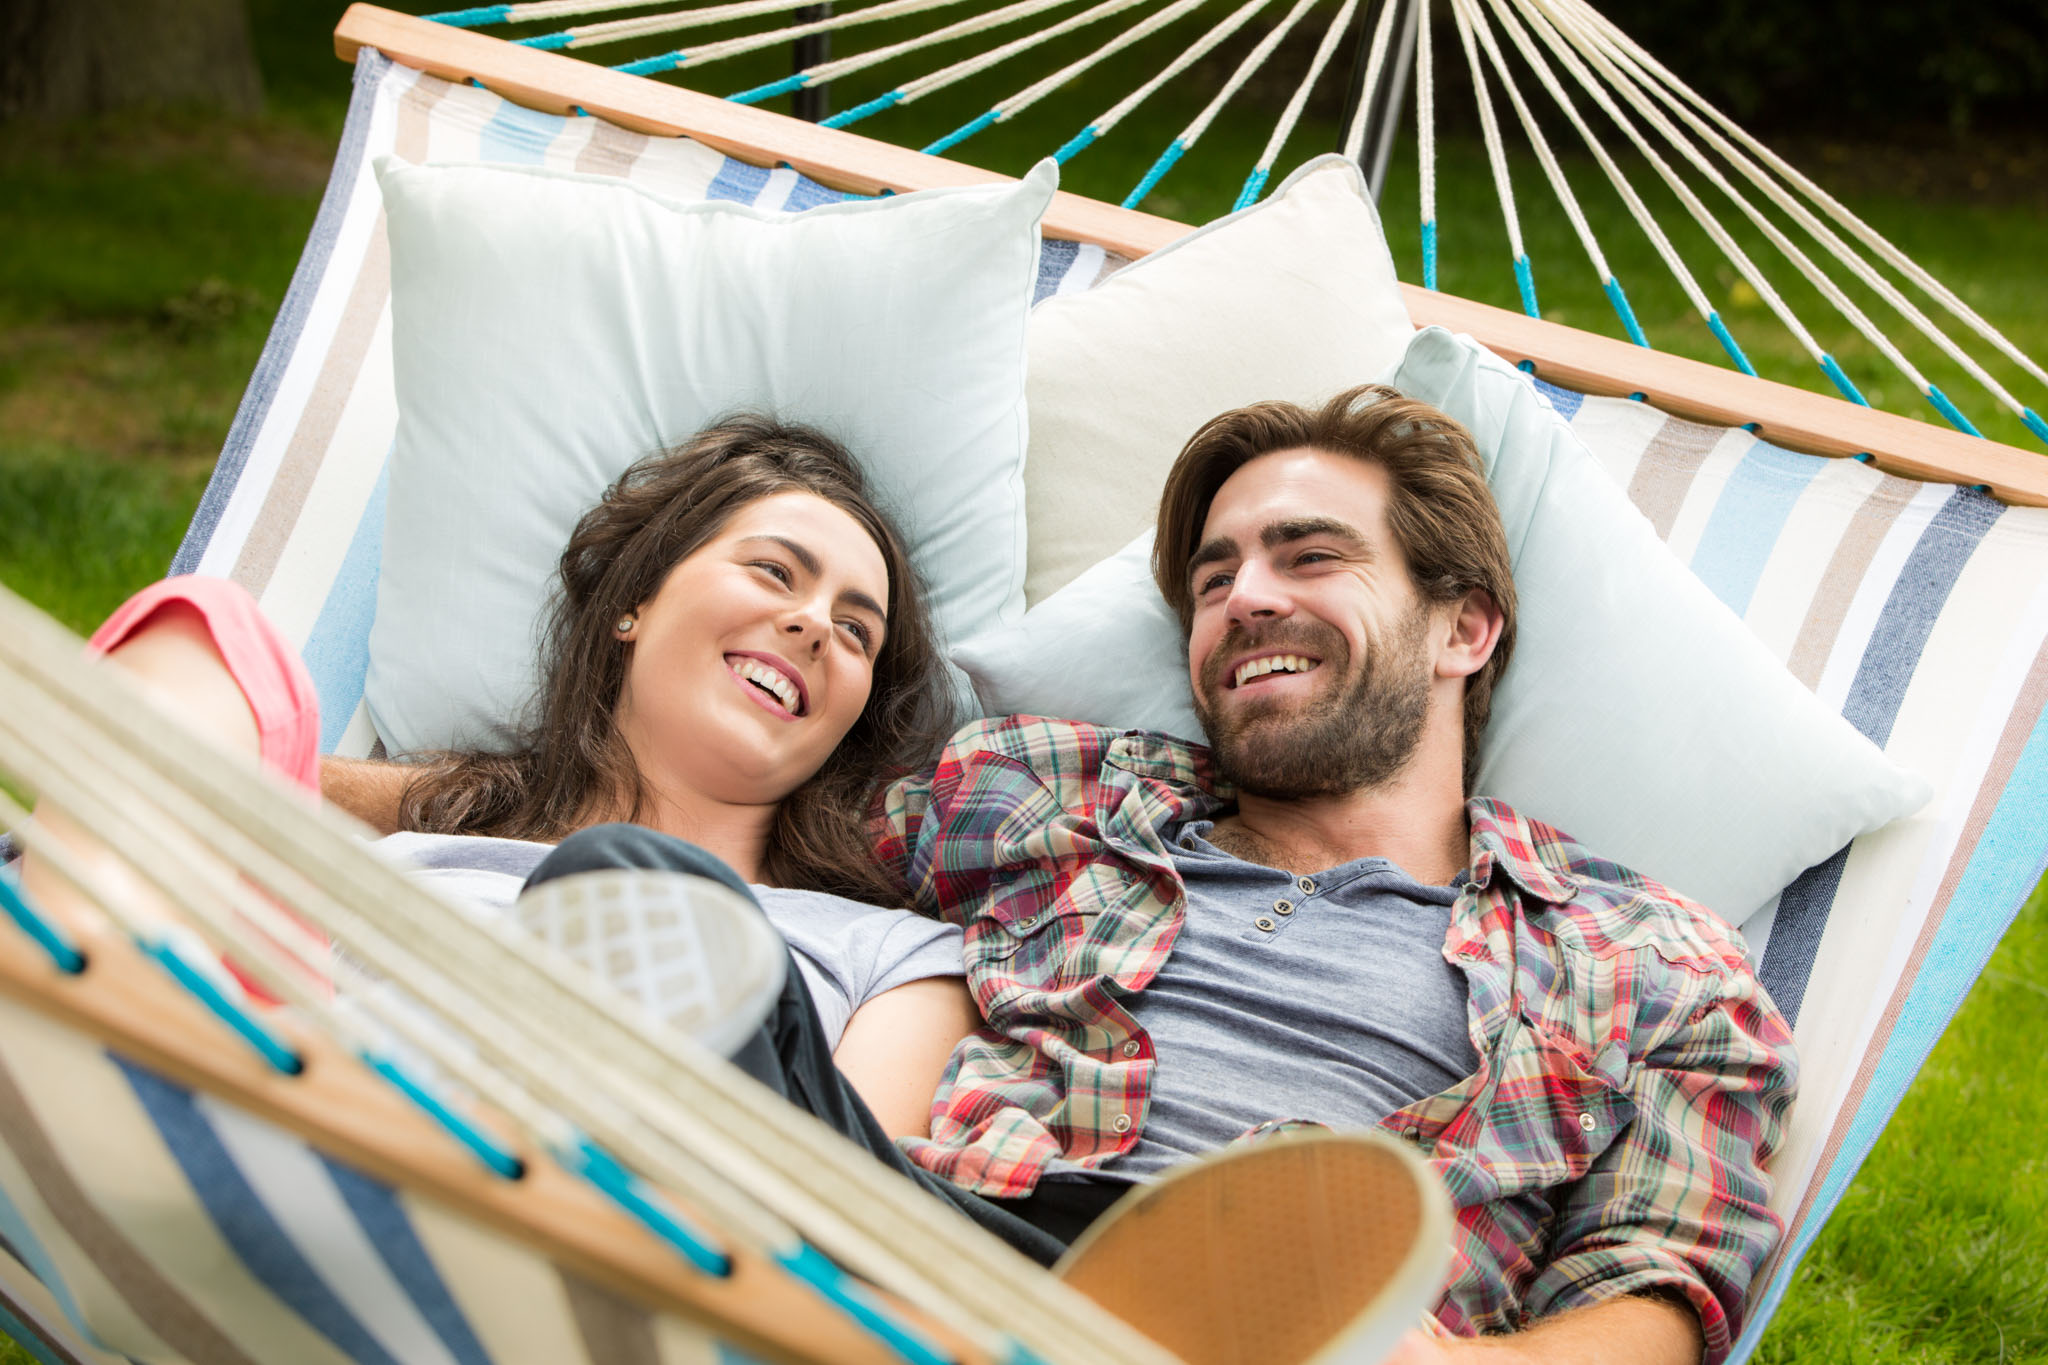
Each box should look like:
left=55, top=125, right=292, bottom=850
left=613, top=490, right=891, bottom=810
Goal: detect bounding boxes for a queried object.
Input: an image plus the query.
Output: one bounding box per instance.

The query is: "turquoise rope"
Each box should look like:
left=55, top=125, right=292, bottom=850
left=1512, top=254, right=1539, bottom=319
left=1602, top=277, right=1650, bottom=348
left=571, top=1140, right=731, bottom=1277
left=922, top=110, right=999, bottom=156
left=1122, top=140, right=1186, bottom=210
left=730, top=74, right=809, bottom=105
left=615, top=53, right=685, bottom=76
left=515, top=32, right=574, bottom=50
left=1421, top=219, right=1438, bottom=290
left=776, top=1242, right=956, bottom=1365
left=1054, top=126, right=1099, bottom=162
left=1925, top=385, right=1984, bottom=437
left=423, top=5, right=512, bottom=26
left=0, top=876, right=86, bottom=974
left=365, top=1054, right=525, bottom=1180
left=1820, top=355, right=1870, bottom=407
left=822, top=90, right=902, bottom=128
left=143, top=937, right=302, bottom=1076
left=1706, top=313, right=1758, bottom=376
left=1231, top=167, right=1271, bottom=212
left=2024, top=409, right=2048, bottom=448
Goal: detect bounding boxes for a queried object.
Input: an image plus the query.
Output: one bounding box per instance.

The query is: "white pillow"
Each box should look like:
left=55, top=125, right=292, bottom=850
left=367, top=157, right=1056, bottom=753
left=1021, top=154, right=1414, bottom=605
left=950, top=326, right=1931, bottom=923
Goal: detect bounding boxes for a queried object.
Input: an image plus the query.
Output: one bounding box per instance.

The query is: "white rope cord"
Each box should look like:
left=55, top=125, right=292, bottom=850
left=1417, top=0, right=1438, bottom=285
left=1173, top=0, right=1322, bottom=150
left=1340, top=0, right=1403, bottom=160
left=1573, top=3, right=2048, bottom=398
left=1454, top=0, right=1615, bottom=294
left=1246, top=0, right=1365, bottom=184
left=0, top=604, right=1178, bottom=1365
left=1534, top=0, right=1930, bottom=397
left=1448, top=0, right=1530, bottom=304
left=600, top=0, right=979, bottom=69
left=1512, top=0, right=1820, bottom=372
left=893, top=0, right=1158, bottom=106
left=775, top=0, right=1081, bottom=92
left=989, top=0, right=1218, bottom=122
left=1071, top=0, right=1276, bottom=145
left=1558, top=0, right=2023, bottom=420
left=1482, top=0, right=1718, bottom=328
left=488, top=0, right=817, bottom=23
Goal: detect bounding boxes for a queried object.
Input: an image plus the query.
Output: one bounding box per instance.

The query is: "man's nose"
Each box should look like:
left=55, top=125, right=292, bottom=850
left=1225, top=560, right=1291, bottom=625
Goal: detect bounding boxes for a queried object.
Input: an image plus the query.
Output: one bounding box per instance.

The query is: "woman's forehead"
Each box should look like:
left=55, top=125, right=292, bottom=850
left=719, top=491, right=890, bottom=594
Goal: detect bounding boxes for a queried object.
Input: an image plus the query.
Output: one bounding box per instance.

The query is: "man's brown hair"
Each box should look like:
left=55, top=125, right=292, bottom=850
left=1152, top=384, right=1517, bottom=792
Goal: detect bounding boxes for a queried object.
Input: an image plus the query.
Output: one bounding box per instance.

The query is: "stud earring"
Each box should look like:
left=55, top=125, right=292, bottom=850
left=615, top=615, right=636, bottom=636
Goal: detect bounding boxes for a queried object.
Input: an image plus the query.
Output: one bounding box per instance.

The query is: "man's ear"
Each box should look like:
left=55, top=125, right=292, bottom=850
left=1434, top=589, right=1504, bottom=681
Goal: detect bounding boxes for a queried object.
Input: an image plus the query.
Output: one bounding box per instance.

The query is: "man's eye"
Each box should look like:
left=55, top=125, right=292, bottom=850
left=1295, top=550, right=1335, bottom=567
left=1197, top=571, right=1233, bottom=594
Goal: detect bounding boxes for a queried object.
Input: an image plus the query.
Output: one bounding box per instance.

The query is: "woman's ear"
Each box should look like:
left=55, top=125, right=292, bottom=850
left=1435, top=589, right=1504, bottom=681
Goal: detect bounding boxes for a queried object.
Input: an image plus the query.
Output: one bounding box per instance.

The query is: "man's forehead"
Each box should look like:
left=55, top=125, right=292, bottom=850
left=1201, top=447, right=1393, bottom=541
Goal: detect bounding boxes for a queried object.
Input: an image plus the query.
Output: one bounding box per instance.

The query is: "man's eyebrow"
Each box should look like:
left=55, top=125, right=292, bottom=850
left=741, top=535, right=888, bottom=624
left=1187, top=535, right=1240, bottom=581
left=1261, top=516, right=1372, bottom=556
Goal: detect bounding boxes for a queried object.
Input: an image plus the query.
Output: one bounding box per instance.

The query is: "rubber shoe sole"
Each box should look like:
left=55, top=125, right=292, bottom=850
left=513, top=868, right=787, bottom=1059
left=1054, top=1129, right=1452, bottom=1365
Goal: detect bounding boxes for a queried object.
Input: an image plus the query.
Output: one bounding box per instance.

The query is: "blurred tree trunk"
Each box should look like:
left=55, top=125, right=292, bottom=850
left=0, top=0, right=263, bottom=123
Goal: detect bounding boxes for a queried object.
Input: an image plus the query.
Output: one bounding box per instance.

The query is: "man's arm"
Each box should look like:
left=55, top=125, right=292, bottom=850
left=1388, top=1294, right=1702, bottom=1365
left=320, top=755, right=412, bottom=836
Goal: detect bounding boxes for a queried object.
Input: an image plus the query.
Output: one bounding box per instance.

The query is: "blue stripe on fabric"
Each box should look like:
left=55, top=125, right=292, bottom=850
left=477, top=98, right=563, bottom=166
left=304, top=460, right=388, bottom=753
left=112, top=1059, right=406, bottom=1365
left=1035, top=238, right=1080, bottom=304
left=1736, top=701, right=2048, bottom=1365
left=704, top=156, right=772, bottom=205
left=0, top=1180, right=98, bottom=1358
left=1686, top=439, right=1828, bottom=617
left=320, top=1157, right=494, bottom=1365
left=779, top=174, right=848, bottom=213
left=0, top=1299, right=70, bottom=1365
left=175, top=49, right=390, bottom=575
left=1530, top=378, right=1583, bottom=421
left=1757, top=486, right=2005, bottom=1026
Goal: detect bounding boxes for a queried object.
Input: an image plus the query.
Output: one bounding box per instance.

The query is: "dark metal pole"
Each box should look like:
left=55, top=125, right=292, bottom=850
left=1335, top=0, right=1423, bottom=203
left=793, top=4, right=831, bottom=122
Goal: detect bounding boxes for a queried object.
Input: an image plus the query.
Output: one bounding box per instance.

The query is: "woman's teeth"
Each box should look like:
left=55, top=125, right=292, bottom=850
left=733, top=658, right=801, bottom=715
left=1234, top=654, right=1319, bottom=688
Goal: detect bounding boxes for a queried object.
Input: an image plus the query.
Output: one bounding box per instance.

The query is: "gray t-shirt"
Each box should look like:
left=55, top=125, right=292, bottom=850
left=373, top=831, right=964, bottom=1050
left=1097, top=820, right=1478, bottom=1181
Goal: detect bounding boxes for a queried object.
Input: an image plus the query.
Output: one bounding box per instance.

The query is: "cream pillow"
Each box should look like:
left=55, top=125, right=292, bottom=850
left=367, top=158, right=1055, bottom=753
left=1021, top=154, right=1415, bottom=605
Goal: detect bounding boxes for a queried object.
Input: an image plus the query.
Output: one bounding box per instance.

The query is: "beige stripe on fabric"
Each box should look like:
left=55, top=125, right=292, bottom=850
left=575, top=118, right=651, bottom=178
left=1782, top=628, right=2048, bottom=1250
left=394, top=66, right=451, bottom=166
left=1624, top=412, right=1723, bottom=542
left=651, top=1310, right=723, bottom=1364
left=0, top=1044, right=261, bottom=1365
left=229, top=223, right=392, bottom=597
left=1784, top=474, right=1919, bottom=689
left=0, top=1134, right=164, bottom=1365
left=562, top=1271, right=665, bottom=1365
left=406, top=1198, right=596, bottom=1365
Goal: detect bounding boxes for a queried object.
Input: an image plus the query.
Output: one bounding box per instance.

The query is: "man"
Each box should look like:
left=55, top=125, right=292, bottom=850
left=867, top=385, right=1797, bottom=1364
left=327, top=385, right=1795, bottom=1362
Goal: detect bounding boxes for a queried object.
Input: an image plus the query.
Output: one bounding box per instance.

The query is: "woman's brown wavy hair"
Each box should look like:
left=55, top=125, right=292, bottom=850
left=397, top=416, right=957, bottom=902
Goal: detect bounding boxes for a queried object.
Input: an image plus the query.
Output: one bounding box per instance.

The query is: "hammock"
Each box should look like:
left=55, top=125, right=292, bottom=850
left=0, top=10, right=2044, bottom=1363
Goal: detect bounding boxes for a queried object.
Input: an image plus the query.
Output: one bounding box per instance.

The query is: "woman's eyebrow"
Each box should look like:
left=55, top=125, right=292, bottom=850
left=741, top=534, right=887, bottom=624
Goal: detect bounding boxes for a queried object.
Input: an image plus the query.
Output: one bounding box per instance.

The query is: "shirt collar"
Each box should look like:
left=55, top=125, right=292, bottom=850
left=1464, top=797, right=1582, bottom=905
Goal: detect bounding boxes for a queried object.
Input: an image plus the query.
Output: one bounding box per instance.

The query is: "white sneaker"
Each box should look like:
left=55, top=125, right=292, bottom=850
left=513, top=868, right=787, bottom=1059
left=1055, top=1129, right=1453, bottom=1364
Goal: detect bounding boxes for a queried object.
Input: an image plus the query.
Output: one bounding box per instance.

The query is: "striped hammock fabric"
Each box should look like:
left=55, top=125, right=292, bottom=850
left=1, top=45, right=2044, bottom=1365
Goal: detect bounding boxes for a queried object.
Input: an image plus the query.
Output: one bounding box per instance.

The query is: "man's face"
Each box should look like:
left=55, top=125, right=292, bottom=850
left=1186, top=448, right=1440, bottom=799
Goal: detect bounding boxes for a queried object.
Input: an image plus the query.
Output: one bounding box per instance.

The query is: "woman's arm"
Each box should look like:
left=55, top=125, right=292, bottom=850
left=832, top=976, right=978, bottom=1141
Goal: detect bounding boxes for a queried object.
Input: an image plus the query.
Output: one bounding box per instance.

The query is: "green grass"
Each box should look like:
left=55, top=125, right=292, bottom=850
left=0, top=8, right=2044, bottom=1363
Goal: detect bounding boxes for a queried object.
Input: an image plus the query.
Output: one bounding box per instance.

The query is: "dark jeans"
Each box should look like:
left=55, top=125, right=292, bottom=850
left=525, top=824, right=1126, bottom=1266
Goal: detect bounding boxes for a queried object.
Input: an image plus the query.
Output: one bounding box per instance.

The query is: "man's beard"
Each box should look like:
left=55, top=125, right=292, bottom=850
left=1193, top=605, right=1433, bottom=800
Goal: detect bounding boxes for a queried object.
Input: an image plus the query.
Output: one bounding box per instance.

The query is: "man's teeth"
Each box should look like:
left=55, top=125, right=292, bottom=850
left=1234, top=654, right=1319, bottom=688
left=734, top=658, right=800, bottom=715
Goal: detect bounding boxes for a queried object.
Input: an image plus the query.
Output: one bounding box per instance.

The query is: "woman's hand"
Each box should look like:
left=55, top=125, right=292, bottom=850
left=832, top=976, right=978, bottom=1140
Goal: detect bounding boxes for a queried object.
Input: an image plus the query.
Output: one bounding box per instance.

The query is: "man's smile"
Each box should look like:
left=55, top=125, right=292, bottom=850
left=1228, top=651, right=1324, bottom=690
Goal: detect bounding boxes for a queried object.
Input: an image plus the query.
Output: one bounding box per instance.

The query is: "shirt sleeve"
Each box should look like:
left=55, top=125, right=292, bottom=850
left=1522, top=956, right=1799, bottom=1364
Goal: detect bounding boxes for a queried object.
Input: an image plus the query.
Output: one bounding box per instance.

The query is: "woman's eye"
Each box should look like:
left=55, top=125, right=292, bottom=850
left=839, top=620, right=874, bottom=651
left=752, top=560, right=792, bottom=585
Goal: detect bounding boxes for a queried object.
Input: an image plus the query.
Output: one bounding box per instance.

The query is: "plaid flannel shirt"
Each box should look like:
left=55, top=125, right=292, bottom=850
left=874, top=717, right=1797, bottom=1358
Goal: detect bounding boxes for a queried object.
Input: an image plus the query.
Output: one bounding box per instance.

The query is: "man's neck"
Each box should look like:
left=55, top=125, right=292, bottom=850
left=1206, top=761, right=1470, bottom=886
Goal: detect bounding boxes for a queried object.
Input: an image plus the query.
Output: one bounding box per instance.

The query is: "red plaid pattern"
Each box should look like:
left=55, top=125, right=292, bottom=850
left=874, top=717, right=1796, bottom=1360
